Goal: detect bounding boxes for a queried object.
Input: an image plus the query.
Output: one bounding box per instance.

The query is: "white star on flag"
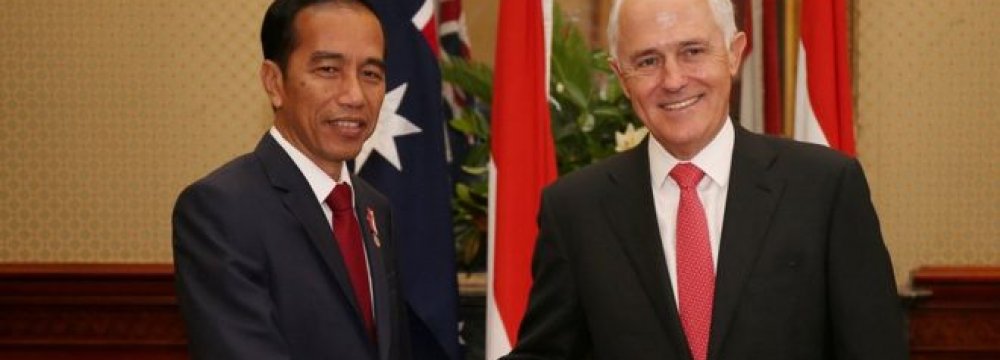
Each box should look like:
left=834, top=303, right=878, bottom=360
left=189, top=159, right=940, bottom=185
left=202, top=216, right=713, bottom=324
left=355, top=83, right=422, bottom=173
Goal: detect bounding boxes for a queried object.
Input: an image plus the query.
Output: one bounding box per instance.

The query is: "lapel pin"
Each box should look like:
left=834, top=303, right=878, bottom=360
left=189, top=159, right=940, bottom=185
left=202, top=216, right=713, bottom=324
left=366, top=207, right=381, bottom=248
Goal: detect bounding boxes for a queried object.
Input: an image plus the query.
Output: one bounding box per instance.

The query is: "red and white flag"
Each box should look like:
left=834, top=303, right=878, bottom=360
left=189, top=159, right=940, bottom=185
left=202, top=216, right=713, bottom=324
left=738, top=0, right=764, bottom=133
left=485, top=0, right=556, bottom=358
left=736, top=0, right=785, bottom=137
left=794, top=0, right=855, bottom=155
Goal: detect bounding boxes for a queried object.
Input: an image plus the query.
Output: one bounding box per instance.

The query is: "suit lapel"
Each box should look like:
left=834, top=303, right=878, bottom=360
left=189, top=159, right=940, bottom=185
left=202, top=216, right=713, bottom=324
left=253, top=135, right=370, bottom=345
left=602, top=141, right=690, bottom=356
left=351, top=177, right=393, bottom=360
left=707, top=127, right=784, bottom=360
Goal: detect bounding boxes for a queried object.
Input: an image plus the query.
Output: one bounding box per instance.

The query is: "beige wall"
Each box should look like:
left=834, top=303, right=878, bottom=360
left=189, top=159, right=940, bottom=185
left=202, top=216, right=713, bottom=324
left=1, top=0, right=997, bottom=286
left=466, top=0, right=499, bottom=66
left=855, top=0, right=999, bottom=282
left=0, top=0, right=273, bottom=262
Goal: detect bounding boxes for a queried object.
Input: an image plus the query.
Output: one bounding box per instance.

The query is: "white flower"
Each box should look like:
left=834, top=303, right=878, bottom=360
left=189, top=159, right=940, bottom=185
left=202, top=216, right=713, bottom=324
left=614, top=123, right=649, bottom=152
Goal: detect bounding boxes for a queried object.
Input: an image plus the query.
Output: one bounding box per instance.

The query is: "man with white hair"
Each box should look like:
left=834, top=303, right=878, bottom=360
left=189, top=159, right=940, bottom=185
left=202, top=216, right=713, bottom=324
left=501, top=0, right=907, bottom=359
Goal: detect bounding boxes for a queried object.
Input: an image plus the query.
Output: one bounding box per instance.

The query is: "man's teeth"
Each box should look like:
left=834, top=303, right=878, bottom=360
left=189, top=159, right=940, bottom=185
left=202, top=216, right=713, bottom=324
left=331, top=120, right=361, bottom=128
left=663, top=96, right=699, bottom=110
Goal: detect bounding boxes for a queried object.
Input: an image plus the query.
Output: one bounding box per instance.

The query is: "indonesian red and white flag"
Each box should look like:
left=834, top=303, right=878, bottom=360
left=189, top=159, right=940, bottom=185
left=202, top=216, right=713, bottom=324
left=485, top=0, right=556, bottom=358
left=794, top=0, right=855, bottom=155
left=735, top=0, right=786, bottom=137
left=738, top=0, right=764, bottom=133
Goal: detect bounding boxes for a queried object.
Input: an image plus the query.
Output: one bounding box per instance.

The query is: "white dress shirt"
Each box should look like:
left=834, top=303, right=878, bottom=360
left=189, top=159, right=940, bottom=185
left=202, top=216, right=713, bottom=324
left=648, top=119, right=735, bottom=308
left=269, top=127, right=354, bottom=226
left=269, top=127, right=375, bottom=313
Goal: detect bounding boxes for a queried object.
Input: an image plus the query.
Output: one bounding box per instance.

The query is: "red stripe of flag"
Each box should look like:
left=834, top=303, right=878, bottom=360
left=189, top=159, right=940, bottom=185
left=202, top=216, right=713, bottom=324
left=490, top=0, right=557, bottom=345
left=414, top=0, right=440, bottom=56
left=762, top=0, right=783, bottom=135
left=800, top=0, right=855, bottom=154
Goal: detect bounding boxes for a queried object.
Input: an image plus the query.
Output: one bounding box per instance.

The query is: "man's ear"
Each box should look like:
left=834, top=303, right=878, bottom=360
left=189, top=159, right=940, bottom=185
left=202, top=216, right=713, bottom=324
left=260, top=60, right=285, bottom=109
left=609, top=58, right=632, bottom=99
left=728, top=32, right=748, bottom=77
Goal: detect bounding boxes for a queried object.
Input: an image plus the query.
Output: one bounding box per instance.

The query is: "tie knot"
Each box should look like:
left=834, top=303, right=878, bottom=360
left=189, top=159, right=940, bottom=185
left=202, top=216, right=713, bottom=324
left=325, top=183, right=353, bottom=212
left=669, top=163, right=705, bottom=189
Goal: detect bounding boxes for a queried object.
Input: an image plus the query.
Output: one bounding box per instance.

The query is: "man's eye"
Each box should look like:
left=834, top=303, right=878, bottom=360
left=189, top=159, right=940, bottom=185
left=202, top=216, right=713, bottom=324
left=361, top=69, right=385, bottom=83
left=316, top=66, right=339, bottom=76
left=634, top=56, right=661, bottom=69
left=682, top=47, right=706, bottom=57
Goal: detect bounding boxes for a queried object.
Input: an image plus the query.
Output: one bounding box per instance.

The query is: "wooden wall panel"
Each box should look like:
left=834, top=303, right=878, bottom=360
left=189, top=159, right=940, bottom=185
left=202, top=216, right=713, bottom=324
left=0, top=264, right=188, bottom=360
left=3, top=264, right=999, bottom=359
left=909, top=267, right=1000, bottom=360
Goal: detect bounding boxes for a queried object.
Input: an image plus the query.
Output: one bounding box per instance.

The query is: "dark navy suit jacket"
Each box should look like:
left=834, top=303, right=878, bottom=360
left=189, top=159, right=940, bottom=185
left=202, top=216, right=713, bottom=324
left=173, top=134, right=409, bottom=360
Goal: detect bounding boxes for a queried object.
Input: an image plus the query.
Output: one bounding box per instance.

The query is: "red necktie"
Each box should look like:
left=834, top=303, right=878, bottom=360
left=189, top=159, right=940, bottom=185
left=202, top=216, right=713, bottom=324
left=326, top=183, right=376, bottom=343
left=670, top=163, right=714, bottom=360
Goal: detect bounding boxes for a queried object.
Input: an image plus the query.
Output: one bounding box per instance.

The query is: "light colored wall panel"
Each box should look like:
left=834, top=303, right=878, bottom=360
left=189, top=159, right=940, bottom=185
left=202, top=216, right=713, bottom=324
left=0, top=0, right=273, bottom=262
left=467, top=0, right=499, bottom=66
left=856, top=0, right=1000, bottom=284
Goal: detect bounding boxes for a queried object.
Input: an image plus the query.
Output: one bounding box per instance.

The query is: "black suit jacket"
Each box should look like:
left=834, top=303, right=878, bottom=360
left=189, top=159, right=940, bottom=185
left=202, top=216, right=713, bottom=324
left=173, top=134, right=409, bottom=360
left=504, top=125, right=907, bottom=359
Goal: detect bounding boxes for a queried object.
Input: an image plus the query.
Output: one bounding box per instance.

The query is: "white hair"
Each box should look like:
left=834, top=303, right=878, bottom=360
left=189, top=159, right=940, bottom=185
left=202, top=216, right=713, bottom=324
left=607, top=0, right=738, bottom=60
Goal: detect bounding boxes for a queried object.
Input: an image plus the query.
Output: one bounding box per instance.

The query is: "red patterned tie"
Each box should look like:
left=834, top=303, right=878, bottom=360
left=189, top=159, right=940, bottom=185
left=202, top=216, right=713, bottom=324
left=670, top=163, right=714, bottom=360
left=326, top=184, right=376, bottom=343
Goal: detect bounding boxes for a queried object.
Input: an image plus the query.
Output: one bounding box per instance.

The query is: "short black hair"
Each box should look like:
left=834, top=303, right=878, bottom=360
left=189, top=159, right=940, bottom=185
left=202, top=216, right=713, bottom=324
left=260, top=0, right=381, bottom=71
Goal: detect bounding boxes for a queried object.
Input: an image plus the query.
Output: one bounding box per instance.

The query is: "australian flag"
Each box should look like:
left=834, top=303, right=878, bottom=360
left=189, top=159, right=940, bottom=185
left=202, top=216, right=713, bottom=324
left=356, top=1, right=461, bottom=359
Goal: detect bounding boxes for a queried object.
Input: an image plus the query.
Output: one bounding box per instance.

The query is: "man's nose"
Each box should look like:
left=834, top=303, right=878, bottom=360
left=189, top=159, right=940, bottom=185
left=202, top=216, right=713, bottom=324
left=659, top=57, right=688, bottom=91
left=337, top=72, right=365, bottom=108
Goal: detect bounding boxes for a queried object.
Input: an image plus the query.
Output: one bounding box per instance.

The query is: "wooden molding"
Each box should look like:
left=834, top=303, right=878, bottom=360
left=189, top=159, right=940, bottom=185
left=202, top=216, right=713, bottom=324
left=0, top=263, right=187, bottom=359
left=458, top=272, right=487, bottom=297
left=912, top=266, right=1000, bottom=284
left=3, top=263, right=998, bottom=359
left=909, top=266, right=1000, bottom=359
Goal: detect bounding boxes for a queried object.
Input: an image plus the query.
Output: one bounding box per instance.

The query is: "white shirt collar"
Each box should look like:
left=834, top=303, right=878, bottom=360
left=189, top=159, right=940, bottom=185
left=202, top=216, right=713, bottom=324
left=269, top=126, right=353, bottom=204
left=649, top=118, right=735, bottom=189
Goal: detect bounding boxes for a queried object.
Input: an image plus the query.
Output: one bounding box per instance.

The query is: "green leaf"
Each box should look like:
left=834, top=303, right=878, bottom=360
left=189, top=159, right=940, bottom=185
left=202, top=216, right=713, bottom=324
left=468, top=181, right=488, bottom=196
left=576, top=113, right=595, bottom=133
left=553, top=121, right=577, bottom=140
left=559, top=80, right=590, bottom=110
left=461, top=165, right=488, bottom=176
left=603, top=80, right=627, bottom=102
left=591, top=105, right=623, bottom=119
left=550, top=7, right=592, bottom=105
left=454, top=183, right=472, bottom=202
left=463, top=143, right=490, bottom=169
left=449, top=114, right=477, bottom=135
left=591, top=50, right=614, bottom=73
left=471, top=110, right=491, bottom=139
left=440, top=57, right=493, bottom=104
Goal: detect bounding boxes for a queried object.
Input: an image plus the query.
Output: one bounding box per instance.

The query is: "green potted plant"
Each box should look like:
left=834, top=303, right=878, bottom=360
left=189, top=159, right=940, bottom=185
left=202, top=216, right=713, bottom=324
left=443, top=9, right=647, bottom=271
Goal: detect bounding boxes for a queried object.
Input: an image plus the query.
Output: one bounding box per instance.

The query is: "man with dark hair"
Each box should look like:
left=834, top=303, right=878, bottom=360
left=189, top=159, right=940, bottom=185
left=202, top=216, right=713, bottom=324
left=173, top=0, right=410, bottom=359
